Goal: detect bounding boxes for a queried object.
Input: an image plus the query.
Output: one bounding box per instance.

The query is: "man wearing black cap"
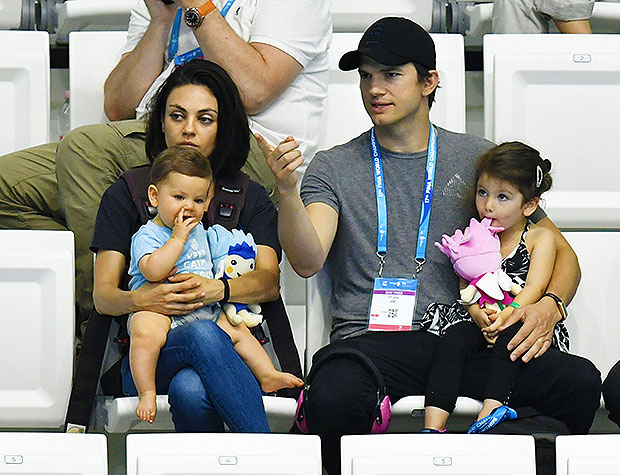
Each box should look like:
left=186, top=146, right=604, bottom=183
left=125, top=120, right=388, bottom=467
left=260, top=17, right=600, bottom=474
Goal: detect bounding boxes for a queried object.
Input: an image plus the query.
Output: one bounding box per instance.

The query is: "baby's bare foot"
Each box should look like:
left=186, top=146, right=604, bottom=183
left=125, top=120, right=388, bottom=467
left=136, top=391, right=157, bottom=423
left=261, top=372, right=304, bottom=393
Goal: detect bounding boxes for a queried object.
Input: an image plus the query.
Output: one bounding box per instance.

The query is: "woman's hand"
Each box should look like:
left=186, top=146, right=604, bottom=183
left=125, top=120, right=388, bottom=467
left=132, top=278, right=207, bottom=316
left=168, top=273, right=224, bottom=305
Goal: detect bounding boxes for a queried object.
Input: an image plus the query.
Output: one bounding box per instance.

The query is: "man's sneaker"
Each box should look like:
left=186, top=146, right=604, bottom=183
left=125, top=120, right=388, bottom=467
left=467, top=406, right=518, bottom=434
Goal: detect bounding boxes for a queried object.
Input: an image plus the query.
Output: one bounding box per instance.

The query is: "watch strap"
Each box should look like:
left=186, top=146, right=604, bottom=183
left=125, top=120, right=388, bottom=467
left=219, top=276, right=230, bottom=304
left=543, top=292, right=568, bottom=321
left=197, top=0, right=216, bottom=17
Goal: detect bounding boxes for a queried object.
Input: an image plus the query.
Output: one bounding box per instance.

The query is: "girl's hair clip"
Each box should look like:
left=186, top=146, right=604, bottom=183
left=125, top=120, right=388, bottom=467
left=536, top=165, right=544, bottom=189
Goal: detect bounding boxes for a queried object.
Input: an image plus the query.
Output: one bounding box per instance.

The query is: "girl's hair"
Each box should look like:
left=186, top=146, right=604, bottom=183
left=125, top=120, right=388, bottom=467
left=145, top=59, right=250, bottom=178
left=474, top=141, right=552, bottom=202
left=150, top=146, right=212, bottom=186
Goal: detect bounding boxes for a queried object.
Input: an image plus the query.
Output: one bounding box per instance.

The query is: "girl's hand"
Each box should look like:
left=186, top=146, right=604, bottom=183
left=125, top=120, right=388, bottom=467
left=468, top=304, right=496, bottom=330
left=483, top=306, right=515, bottom=338
left=172, top=208, right=198, bottom=243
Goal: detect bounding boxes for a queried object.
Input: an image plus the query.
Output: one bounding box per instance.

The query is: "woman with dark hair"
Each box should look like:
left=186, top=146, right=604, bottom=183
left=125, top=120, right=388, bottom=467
left=90, top=59, right=281, bottom=432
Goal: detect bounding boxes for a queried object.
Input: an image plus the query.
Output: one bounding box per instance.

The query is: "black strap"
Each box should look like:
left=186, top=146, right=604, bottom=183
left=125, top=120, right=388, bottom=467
left=64, top=311, right=112, bottom=430
left=120, top=166, right=156, bottom=223
left=206, top=173, right=250, bottom=230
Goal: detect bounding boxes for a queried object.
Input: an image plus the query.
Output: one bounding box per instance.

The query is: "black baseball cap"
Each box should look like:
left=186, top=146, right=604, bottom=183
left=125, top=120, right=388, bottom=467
left=339, top=17, right=436, bottom=71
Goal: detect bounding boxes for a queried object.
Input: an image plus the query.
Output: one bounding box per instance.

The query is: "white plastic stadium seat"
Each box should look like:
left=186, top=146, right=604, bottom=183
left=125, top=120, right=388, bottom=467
left=0, top=31, right=49, bottom=155
left=484, top=34, right=620, bottom=229
left=126, top=433, right=322, bottom=475
left=69, top=31, right=128, bottom=129
left=330, top=0, right=434, bottom=32
left=0, top=231, right=74, bottom=430
left=319, top=33, right=466, bottom=152
left=0, top=433, right=107, bottom=474
left=341, top=434, right=536, bottom=475
left=556, top=434, right=620, bottom=475
left=0, top=0, right=21, bottom=29
left=56, top=0, right=134, bottom=41
left=561, top=232, right=620, bottom=381
left=99, top=393, right=297, bottom=434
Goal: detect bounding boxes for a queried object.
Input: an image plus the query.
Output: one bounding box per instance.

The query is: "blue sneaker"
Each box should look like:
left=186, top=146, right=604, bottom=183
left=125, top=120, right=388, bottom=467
left=420, top=426, right=447, bottom=433
left=467, top=406, right=518, bottom=434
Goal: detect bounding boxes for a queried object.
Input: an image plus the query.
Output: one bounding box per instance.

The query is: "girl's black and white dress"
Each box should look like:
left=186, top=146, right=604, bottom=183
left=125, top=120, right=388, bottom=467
left=421, top=220, right=570, bottom=353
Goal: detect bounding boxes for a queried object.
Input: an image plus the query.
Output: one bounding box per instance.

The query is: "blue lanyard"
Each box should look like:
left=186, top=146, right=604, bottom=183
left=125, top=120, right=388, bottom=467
left=168, top=0, right=237, bottom=62
left=168, top=9, right=183, bottom=61
left=370, top=125, right=438, bottom=276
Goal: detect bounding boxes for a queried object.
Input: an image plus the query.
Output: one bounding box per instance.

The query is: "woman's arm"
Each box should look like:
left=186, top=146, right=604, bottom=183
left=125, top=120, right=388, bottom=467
left=93, top=249, right=207, bottom=316
left=168, top=244, right=280, bottom=304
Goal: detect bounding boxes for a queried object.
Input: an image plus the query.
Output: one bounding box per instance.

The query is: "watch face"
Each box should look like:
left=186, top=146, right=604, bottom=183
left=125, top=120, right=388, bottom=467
left=185, top=9, right=202, bottom=28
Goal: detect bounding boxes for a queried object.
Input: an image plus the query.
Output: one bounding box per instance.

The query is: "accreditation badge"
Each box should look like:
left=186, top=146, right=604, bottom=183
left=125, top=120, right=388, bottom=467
left=368, top=278, right=417, bottom=331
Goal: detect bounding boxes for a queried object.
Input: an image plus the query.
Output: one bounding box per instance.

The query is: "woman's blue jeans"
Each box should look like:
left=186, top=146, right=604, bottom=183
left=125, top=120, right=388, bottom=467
left=121, top=319, right=270, bottom=432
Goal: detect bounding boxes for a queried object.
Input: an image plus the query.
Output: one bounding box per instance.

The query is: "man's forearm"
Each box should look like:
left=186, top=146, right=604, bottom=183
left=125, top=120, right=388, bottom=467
left=104, top=22, right=170, bottom=120
left=547, top=241, right=581, bottom=306
left=185, top=2, right=301, bottom=114
left=278, top=188, right=332, bottom=278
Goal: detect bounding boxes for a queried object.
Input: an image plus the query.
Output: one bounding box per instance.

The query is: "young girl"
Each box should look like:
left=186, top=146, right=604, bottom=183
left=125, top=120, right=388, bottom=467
left=423, top=141, right=570, bottom=433
left=128, top=146, right=302, bottom=424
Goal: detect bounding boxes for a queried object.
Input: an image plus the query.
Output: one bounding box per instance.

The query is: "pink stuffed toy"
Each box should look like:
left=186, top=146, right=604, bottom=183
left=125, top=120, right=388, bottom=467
left=435, top=217, right=522, bottom=312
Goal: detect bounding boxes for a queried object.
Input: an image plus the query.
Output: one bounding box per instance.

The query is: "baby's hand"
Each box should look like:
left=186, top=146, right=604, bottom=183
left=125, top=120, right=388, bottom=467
left=172, top=208, right=198, bottom=243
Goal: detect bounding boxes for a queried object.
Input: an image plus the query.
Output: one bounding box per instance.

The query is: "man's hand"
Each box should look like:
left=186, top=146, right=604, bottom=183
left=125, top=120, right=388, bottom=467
left=487, top=297, right=560, bottom=362
left=256, top=133, right=304, bottom=193
left=145, top=0, right=179, bottom=26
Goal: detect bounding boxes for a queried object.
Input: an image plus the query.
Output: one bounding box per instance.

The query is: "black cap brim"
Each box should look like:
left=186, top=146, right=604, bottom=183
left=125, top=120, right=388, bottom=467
left=339, top=47, right=413, bottom=71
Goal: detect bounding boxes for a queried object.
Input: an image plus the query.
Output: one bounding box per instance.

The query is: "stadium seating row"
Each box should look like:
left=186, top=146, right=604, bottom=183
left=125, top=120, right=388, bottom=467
left=1, top=432, right=620, bottom=474
left=1, top=16, right=619, bottom=447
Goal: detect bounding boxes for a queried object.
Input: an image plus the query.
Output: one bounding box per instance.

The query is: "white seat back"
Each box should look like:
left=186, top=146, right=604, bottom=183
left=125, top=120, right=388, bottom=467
left=484, top=34, right=620, bottom=229
left=0, top=31, right=49, bottom=155
left=69, top=31, right=128, bottom=129
left=56, top=0, right=133, bottom=41
left=562, top=232, right=620, bottom=380
left=556, top=434, right=620, bottom=475
left=341, top=434, right=536, bottom=475
left=0, top=230, right=74, bottom=429
left=102, top=394, right=297, bottom=434
left=126, top=433, right=322, bottom=475
left=319, top=33, right=466, bottom=152
left=331, top=0, right=434, bottom=32
left=0, top=1, right=21, bottom=29
left=0, top=433, right=107, bottom=474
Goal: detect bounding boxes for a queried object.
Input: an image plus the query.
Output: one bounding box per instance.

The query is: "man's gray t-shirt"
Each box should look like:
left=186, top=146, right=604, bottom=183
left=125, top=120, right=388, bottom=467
left=301, top=127, right=495, bottom=342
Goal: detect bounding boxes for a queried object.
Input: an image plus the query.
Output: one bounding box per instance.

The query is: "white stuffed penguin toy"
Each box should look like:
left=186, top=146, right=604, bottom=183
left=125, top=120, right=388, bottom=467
left=208, top=225, right=263, bottom=327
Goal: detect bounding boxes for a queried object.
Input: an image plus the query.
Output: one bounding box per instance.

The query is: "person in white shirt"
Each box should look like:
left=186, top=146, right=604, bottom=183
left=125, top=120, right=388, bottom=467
left=0, top=0, right=331, bottom=335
